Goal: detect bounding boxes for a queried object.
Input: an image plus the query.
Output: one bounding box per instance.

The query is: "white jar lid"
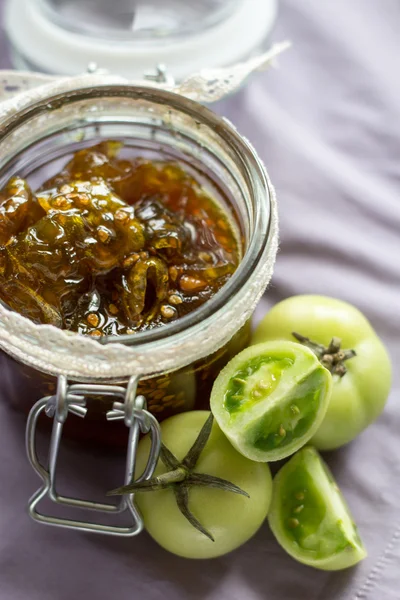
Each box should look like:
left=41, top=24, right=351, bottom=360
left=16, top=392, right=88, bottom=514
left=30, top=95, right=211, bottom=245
left=5, top=0, right=277, bottom=81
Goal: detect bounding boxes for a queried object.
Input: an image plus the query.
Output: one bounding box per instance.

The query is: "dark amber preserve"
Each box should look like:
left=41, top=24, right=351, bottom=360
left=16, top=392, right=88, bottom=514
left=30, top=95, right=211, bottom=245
left=0, top=142, right=247, bottom=447
left=0, top=142, right=240, bottom=334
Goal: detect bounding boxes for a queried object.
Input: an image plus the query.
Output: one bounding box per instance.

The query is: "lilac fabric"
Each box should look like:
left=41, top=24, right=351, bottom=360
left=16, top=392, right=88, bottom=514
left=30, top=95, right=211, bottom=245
left=1, top=1, right=400, bottom=599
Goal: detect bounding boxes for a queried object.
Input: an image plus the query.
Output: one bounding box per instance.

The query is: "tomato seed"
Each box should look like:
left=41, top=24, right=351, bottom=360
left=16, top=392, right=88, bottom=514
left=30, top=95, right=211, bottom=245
left=179, top=274, right=207, bottom=292
left=161, top=305, right=176, bottom=319
left=87, top=313, right=100, bottom=327
left=97, top=227, right=111, bottom=243
left=114, top=209, right=129, bottom=222
left=109, top=303, right=119, bottom=315
left=123, top=254, right=139, bottom=268
left=288, top=518, right=300, bottom=529
left=169, top=294, right=183, bottom=305
left=259, top=380, right=271, bottom=390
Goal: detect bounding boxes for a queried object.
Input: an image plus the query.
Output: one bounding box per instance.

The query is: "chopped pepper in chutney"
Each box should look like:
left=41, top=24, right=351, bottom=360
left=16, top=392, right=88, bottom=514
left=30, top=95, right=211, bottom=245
left=0, top=142, right=240, bottom=336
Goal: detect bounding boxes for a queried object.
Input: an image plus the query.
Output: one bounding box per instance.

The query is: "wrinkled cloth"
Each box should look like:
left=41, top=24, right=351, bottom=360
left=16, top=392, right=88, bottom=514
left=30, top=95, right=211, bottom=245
left=0, top=1, right=400, bottom=599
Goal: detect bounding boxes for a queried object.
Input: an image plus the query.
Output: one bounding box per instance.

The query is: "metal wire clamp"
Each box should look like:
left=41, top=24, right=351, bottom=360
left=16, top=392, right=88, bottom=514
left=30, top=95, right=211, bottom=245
left=26, top=375, right=161, bottom=536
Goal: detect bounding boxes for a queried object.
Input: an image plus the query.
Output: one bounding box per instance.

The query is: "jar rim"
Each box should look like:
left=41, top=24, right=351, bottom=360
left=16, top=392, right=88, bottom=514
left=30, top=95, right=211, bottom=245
left=0, top=80, right=278, bottom=380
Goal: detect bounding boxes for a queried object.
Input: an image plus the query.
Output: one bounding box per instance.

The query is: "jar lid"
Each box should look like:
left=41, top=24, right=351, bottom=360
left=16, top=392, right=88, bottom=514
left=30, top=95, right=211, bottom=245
left=5, top=0, right=277, bottom=80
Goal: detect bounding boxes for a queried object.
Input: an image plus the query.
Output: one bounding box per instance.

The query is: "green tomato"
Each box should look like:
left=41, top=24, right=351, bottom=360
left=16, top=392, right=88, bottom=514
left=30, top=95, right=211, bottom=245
left=210, top=341, right=332, bottom=462
left=252, top=295, right=392, bottom=450
left=268, top=447, right=367, bottom=570
left=134, top=411, right=272, bottom=559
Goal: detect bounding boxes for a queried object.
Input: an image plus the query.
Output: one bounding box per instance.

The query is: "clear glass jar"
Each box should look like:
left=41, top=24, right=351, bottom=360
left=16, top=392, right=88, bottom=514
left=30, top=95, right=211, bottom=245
left=0, top=82, right=277, bottom=449
left=4, top=0, right=277, bottom=79
left=37, top=0, right=241, bottom=40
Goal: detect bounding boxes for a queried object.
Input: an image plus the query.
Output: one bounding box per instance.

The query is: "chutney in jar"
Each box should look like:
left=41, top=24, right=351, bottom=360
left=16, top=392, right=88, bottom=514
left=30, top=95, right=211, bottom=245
left=0, top=141, right=240, bottom=335
left=0, top=141, right=248, bottom=445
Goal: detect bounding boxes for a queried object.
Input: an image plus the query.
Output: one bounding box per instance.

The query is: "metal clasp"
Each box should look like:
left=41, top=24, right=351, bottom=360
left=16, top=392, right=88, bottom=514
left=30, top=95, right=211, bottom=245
left=85, top=61, right=175, bottom=87
left=144, top=63, right=175, bottom=87
left=26, top=375, right=161, bottom=536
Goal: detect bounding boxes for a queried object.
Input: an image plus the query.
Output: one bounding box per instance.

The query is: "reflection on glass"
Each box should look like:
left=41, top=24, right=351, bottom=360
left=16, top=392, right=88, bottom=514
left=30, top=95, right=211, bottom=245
left=39, top=0, right=242, bottom=39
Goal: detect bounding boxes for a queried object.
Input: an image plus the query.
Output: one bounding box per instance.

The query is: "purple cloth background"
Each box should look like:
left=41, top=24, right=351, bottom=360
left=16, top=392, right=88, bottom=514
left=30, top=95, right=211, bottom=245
left=1, top=1, right=400, bottom=599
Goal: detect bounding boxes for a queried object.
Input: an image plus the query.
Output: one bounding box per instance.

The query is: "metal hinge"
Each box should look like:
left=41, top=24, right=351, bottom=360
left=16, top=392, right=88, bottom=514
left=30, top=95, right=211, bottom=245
left=86, top=61, right=175, bottom=87
left=26, top=375, right=161, bottom=536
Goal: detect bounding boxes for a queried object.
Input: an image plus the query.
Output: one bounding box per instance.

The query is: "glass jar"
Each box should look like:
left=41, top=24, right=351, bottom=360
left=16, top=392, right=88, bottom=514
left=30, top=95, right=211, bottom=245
left=0, top=82, right=278, bottom=451
left=37, top=0, right=242, bottom=40
left=4, top=0, right=277, bottom=79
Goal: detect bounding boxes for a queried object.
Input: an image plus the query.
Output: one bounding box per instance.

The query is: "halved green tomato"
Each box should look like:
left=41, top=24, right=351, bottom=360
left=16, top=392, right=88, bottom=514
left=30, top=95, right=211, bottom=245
left=210, top=341, right=332, bottom=462
left=268, top=447, right=367, bottom=570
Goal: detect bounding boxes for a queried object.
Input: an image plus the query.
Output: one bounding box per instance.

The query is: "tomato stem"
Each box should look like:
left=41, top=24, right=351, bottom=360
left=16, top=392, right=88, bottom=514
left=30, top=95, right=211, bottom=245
left=292, top=332, right=356, bottom=377
left=108, top=413, right=250, bottom=540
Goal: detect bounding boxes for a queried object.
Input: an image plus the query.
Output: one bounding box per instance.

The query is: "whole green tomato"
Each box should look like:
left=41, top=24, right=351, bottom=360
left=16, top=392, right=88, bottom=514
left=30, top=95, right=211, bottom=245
left=133, top=411, right=273, bottom=559
left=252, top=295, right=392, bottom=450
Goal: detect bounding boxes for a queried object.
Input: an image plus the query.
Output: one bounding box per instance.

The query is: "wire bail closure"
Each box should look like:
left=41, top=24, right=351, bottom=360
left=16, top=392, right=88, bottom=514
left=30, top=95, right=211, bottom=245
left=25, top=375, right=161, bottom=536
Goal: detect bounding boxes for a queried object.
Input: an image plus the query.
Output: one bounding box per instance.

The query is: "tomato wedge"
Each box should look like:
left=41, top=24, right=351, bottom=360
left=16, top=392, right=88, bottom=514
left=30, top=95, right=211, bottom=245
left=268, top=447, right=367, bottom=570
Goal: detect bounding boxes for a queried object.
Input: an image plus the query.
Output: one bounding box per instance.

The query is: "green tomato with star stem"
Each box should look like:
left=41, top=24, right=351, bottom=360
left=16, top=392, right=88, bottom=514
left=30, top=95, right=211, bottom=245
left=121, top=411, right=273, bottom=559
left=268, top=446, right=367, bottom=570
left=252, top=295, right=392, bottom=450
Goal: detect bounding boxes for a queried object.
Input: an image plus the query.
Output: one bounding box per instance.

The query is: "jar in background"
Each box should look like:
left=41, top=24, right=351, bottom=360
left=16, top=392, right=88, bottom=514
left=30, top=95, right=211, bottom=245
left=37, top=0, right=242, bottom=39
left=4, top=0, right=277, bottom=80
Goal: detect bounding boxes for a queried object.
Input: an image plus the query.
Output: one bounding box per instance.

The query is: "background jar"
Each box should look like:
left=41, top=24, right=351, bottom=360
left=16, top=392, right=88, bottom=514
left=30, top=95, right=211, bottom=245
left=0, top=83, right=277, bottom=448
left=4, top=0, right=277, bottom=79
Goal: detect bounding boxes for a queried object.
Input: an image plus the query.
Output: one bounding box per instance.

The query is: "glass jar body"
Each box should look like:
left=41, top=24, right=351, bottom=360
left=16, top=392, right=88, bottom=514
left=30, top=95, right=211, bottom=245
left=0, top=322, right=251, bottom=448
left=0, top=83, right=275, bottom=449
